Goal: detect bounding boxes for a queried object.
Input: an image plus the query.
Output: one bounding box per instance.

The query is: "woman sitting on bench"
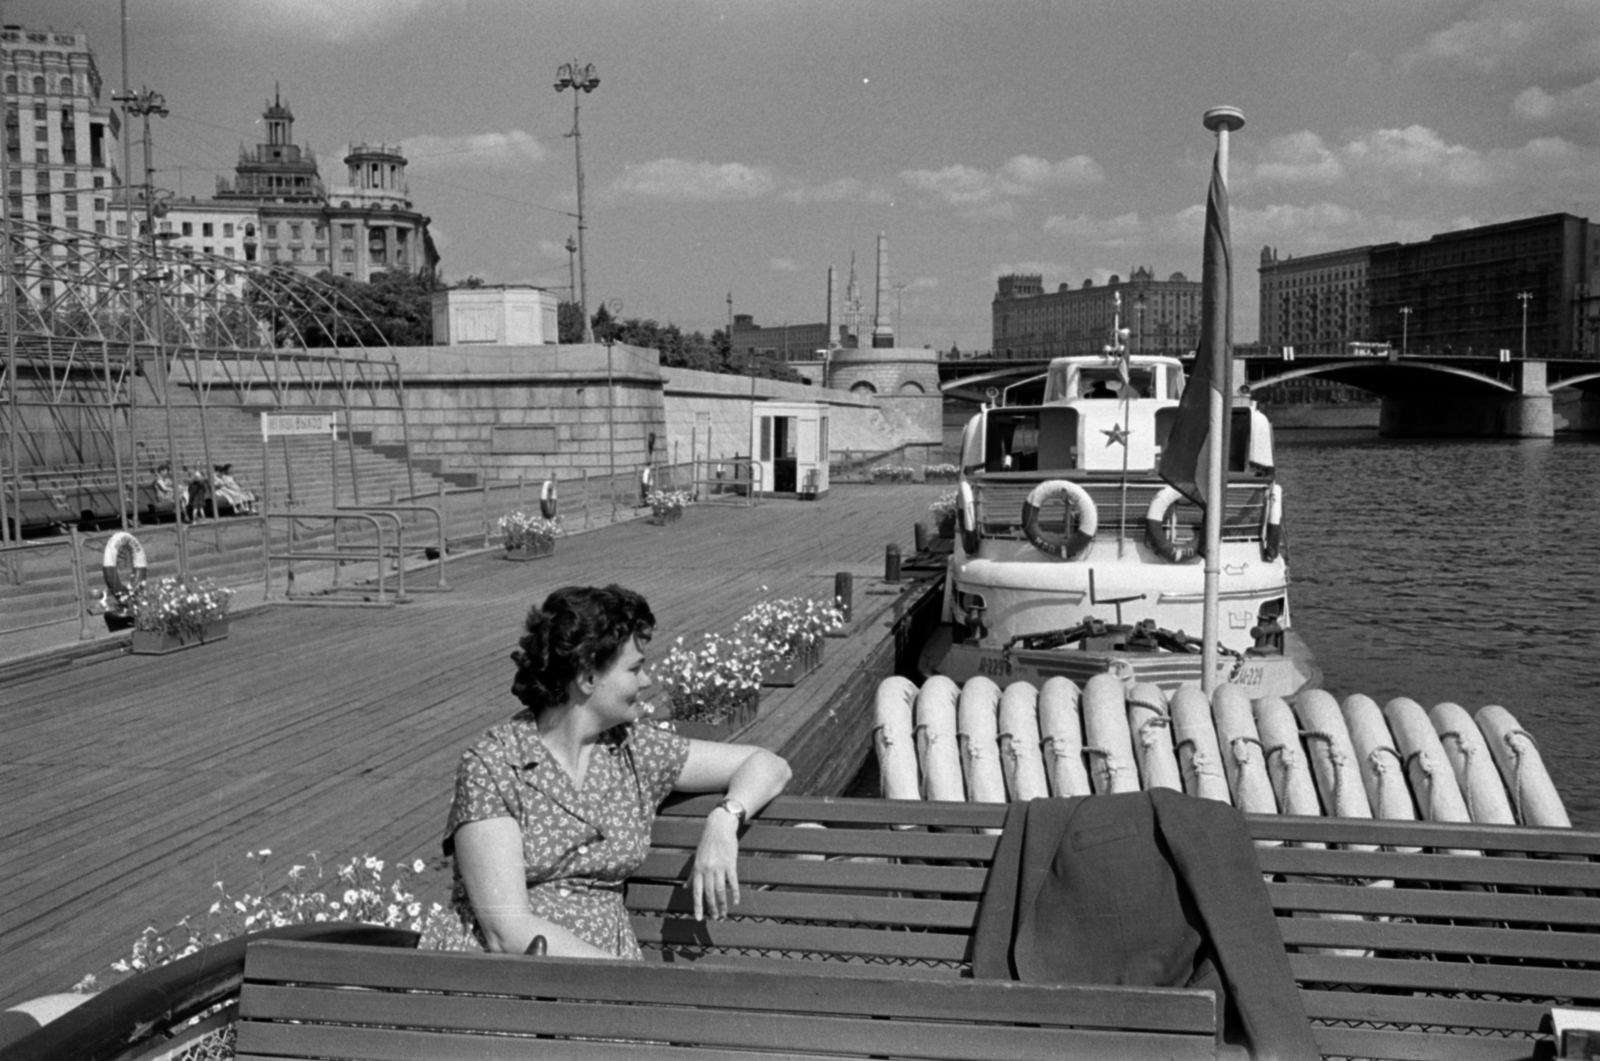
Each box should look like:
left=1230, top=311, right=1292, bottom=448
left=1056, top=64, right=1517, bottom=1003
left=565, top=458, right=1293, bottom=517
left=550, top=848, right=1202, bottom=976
left=211, top=464, right=257, bottom=515
left=426, top=584, right=791, bottom=959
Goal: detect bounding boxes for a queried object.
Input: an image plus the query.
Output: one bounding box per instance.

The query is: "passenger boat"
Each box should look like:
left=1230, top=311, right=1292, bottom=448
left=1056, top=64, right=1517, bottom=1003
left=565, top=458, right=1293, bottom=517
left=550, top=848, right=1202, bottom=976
left=922, top=347, right=1319, bottom=698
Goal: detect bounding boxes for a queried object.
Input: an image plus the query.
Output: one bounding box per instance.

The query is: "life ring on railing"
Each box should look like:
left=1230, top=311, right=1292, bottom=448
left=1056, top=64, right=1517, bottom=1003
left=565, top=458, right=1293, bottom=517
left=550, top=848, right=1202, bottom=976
left=956, top=479, right=980, bottom=555
left=102, top=531, right=147, bottom=601
left=1020, top=480, right=1096, bottom=560
left=638, top=466, right=653, bottom=503
left=540, top=479, right=559, bottom=519
left=1144, top=486, right=1201, bottom=563
left=1260, top=482, right=1283, bottom=562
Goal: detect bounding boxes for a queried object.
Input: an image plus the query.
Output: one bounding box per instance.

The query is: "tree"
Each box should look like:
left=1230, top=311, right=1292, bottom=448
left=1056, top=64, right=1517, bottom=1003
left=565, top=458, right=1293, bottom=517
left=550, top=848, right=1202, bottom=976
left=263, top=269, right=439, bottom=348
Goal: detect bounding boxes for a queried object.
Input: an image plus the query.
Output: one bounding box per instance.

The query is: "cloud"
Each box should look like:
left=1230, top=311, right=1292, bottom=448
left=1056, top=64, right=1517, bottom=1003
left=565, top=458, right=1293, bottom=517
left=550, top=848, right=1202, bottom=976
left=223, top=0, right=433, bottom=41
left=1343, top=126, right=1493, bottom=186
left=1513, top=78, right=1600, bottom=122
left=900, top=154, right=1102, bottom=211
left=1042, top=212, right=1145, bottom=246
left=400, top=131, right=546, bottom=170
left=1249, top=132, right=1344, bottom=185
left=608, top=159, right=776, bottom=202
left=1399, top=2, right=1600, bottom=77
left=768, top=258, right=800, bottom=272
left=782, top=178, right=893, bottom=204
left=1244, top=126, right=1496, bottom=191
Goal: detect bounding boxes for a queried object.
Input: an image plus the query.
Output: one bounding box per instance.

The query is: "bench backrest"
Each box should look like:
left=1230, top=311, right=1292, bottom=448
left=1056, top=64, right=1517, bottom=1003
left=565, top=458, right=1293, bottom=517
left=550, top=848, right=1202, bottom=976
left=632, top=795, right=1600, bottom=1061
left=235, top=939, right=1217, bottom=1061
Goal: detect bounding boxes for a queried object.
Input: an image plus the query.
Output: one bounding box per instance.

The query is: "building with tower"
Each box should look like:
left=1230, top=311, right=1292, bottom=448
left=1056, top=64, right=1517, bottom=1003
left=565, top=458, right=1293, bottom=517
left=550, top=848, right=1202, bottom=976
left=991, top=267, right=1201, bottom=359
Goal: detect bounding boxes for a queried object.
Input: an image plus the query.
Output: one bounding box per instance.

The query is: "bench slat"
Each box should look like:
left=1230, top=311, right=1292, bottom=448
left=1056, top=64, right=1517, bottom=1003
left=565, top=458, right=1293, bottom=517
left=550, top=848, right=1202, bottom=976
left=659, top=795, right=1007, bottom=831
left=633, top=915, right=972, bottom=964
left=1257, top=847, right=1599, bottom=889
left=650, top=818, right=998, bottom=862
left=1308, top=1024, right=1543, bottom=1061
left=1248, top=815, right=1600, bottom=858
left=1301, top=990, right=1549, bottom=1035
left=625, top=883, right=980, bottom=930
left=1290, top=953, right=1600, bottom=1000
left=634, top=851, right=990, bottom=894
left=645, top=950, right=968, bottom=980
left=1278, top=915, right=1600, bottom=962
left=1267, top=880, right=1600, bottom=925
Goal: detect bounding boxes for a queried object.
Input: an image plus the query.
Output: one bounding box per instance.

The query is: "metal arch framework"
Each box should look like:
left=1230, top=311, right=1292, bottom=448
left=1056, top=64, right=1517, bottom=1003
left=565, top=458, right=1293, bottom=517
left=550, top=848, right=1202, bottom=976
left=1241, top=358, right=1519, bottom=397
left=1, top=217, right=419, bottom=541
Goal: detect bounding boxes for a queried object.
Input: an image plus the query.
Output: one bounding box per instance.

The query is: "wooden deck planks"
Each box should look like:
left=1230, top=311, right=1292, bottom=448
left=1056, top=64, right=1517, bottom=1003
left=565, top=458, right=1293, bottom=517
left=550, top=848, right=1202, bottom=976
left=0, top=484, right=941, bottom=1008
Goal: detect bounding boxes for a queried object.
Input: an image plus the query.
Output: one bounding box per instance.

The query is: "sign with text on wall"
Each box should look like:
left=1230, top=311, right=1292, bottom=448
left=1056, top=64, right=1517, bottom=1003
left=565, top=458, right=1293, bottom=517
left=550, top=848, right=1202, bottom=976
left=261, top=412, right=337, bottom=441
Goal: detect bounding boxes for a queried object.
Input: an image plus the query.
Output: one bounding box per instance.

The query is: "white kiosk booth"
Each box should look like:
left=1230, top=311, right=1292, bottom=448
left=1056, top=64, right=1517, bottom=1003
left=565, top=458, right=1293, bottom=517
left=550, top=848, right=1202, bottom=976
left=752, top=401, right=829, bottom=499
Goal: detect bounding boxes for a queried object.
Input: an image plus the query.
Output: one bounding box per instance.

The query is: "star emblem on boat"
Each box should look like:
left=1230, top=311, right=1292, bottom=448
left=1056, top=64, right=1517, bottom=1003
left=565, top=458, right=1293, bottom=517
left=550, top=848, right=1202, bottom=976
left=1102, top=424, right=1131, bottom=447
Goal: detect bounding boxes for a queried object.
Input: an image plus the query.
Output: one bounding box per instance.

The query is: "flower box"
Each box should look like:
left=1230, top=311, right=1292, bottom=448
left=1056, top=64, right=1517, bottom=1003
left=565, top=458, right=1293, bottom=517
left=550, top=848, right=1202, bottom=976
left=498, top=511, right=562, bottom=556
left=651, top=508, right=683, bottom=526
left=131, top=618, right=230, bottom=655
left=761, top=639, right=825, bottom=687
left=934, top=512, right=957, bottom=540
left=669, top=688, right=760, bottom=741
left=504, top=540, right=555, bottom=561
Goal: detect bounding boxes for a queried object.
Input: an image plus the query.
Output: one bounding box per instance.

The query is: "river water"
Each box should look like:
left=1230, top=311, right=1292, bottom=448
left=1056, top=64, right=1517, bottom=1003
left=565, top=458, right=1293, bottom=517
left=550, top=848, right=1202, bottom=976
left=1273, top=430, right=1600, bottom=828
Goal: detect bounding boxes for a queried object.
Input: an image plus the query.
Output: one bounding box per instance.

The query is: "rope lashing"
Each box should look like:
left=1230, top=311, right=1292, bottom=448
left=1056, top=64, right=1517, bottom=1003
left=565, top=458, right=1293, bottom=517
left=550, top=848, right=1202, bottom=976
left=1082, top=745, right=1126, bottom=788
left=1174, top=737, right=1227, bottom=785
left=1497, top=726, right=1540, bottom=826
left=1435, top=728, right=1484, bottom=820
left=1300, top=729, right=1352, bottom=815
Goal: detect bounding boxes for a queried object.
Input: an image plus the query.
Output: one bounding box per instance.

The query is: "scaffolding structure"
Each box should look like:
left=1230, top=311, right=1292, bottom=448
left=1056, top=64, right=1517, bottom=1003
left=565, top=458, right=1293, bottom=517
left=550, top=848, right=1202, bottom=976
left=0, top=216, right=418, bottom=543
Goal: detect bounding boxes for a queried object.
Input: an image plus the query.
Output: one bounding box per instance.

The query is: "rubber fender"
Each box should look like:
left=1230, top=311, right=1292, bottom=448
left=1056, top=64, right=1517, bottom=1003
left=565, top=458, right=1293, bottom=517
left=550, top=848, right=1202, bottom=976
left=872, top=677, right=920, bottom=802
left=1290, top=689, right=1374, bottom=823
left=1037, top=677, right=1091, bottom=797
left=998, top=682, right=1050, bottom=801
left=1382, top=697, right=1474, bottom=828
left=1475, top=704, right=1571, bottom=828
left=1169, top=686, right=1231, bottom=803
left=1211, top=683, right=1278, bottom=815
left=1430, top=702, right=1516, bottom=826
left=957, top=676, right=1007, bottom=808
left=1340, top=694, right=1420, bottom=830
left=1254, top=695, right=1324, bottom=819
left=914, top=676, right=964, bottom=803
left=1126, top=683, right=1182, bottom=792
left=1081, top=673, right=1139, bottom=794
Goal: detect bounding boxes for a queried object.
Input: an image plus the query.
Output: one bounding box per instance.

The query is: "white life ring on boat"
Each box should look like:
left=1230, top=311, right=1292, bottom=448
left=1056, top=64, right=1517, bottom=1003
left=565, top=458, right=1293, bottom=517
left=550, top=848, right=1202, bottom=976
left=102, top=530, right=147, bottom=601
left=540, top=479, right=559, bottom=519
left=1020, top=480, right=1096, bottom=560
left=1260, top=482, right=1284, bottom=562
left=638, top=466, right=653, bottom=503
left=1145, top=485, right=1200, bottom=563
left=956, top=480, right=980, bottom=555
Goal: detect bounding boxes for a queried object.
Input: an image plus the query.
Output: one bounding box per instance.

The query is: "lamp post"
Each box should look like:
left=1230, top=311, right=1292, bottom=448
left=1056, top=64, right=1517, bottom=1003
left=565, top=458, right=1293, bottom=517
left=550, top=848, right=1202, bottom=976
left=1399, top=305, right=1412, bottom=356
left=565, top=235, right=578, bottom=303
left=554, top=61, right=598, bottom=344
left=1518, top=291, right=1533, bottom=358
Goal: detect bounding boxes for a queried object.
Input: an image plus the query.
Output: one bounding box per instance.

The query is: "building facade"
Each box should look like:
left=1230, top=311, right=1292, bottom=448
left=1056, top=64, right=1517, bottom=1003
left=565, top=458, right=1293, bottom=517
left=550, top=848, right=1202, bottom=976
left=2, top=24, right=122, bottom=299
left=1257, top=245, right=1372, bottom=356
left=1369, top=213, right=1597, bottom=359
left=991, top=267, right=1201, bottom=359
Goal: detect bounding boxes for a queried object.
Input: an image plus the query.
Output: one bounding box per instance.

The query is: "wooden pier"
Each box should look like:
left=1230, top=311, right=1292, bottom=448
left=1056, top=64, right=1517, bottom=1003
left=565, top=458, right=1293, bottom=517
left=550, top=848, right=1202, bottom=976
left=0, top=484, right=945, bottom=1008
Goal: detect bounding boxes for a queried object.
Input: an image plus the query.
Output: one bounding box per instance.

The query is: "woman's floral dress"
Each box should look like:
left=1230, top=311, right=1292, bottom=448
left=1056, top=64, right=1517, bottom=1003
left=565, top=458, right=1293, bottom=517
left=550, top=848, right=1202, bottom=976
left=425, top=712, right=690, bottom=958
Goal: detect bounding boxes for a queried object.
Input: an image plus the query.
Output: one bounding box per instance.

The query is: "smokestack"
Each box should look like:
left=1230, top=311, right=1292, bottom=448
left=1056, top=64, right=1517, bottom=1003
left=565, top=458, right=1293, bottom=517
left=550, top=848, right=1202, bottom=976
left=872, top=231, right=894, bottom=348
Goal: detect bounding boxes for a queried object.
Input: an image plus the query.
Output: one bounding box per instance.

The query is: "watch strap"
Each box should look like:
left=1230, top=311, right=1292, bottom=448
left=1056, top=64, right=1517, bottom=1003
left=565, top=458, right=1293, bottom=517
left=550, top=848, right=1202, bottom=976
left=714, top=796, right=747, bottom=827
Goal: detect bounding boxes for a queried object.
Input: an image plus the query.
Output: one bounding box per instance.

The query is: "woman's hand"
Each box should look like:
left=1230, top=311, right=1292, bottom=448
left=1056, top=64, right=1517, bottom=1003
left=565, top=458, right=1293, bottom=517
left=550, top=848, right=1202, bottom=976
left=691, top=808, right=742, bottom=920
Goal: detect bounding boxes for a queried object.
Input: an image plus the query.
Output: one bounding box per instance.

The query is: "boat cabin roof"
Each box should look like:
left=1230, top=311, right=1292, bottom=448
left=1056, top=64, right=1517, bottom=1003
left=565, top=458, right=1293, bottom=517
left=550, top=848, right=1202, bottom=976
left=1042, top=354, right=1186, bottom=404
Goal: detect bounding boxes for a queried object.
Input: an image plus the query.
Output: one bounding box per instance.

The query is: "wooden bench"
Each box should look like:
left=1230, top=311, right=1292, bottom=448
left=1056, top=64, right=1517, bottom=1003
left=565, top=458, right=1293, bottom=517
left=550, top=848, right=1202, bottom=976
left=234, top=938, right=1219, bottom=1060
left=629, top=795, right=1600, bottom=1061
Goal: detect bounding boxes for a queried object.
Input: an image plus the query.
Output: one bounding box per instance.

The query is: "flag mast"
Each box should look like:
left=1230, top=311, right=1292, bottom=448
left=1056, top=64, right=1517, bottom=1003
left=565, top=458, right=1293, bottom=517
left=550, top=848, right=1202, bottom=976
left=1200, top=105, right=1244, bottom=693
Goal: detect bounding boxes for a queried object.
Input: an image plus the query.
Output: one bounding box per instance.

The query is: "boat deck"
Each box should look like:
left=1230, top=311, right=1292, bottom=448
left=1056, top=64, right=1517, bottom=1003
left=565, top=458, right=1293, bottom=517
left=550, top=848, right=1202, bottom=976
left=0, top=484, right=943, bottom=1008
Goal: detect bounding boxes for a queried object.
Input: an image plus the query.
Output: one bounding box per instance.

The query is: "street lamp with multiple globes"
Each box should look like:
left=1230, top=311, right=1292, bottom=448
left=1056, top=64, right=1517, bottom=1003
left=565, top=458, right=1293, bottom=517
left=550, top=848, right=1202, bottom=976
left=554, top=61, right=599, bottom=344
left=1518, top=291, right=1533, bottom=358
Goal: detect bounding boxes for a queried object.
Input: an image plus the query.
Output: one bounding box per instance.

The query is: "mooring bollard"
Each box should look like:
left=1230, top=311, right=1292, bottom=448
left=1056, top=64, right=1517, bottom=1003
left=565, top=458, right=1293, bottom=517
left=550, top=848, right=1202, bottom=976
left=834, top=571, right=853, bottom=623
left=913, top=522, right=929, bottom=553
left=884, top=544, right=901, bottom=583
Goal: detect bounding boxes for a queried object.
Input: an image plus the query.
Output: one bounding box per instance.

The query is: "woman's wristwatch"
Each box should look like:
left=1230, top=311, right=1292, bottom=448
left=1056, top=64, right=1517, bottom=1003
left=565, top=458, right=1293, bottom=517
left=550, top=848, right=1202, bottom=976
left=712, top=796, right=747, bottom=827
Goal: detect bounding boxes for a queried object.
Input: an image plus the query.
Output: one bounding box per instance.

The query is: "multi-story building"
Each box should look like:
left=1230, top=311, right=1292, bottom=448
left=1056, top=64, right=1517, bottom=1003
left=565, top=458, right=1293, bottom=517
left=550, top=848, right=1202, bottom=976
left=990, top=267, right=1201, bottom=360
left=1257, top=245, right=1372, bottom=356
left=1369, top=213, right=1597, bottom=358
left=2, top=24, right=122, bottom=299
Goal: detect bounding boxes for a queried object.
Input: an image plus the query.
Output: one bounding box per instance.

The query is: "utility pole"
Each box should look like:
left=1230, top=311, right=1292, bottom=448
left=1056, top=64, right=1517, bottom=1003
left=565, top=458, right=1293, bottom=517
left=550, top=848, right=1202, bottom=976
left=1399, top=305, right=1412, bottom=356
left=1519, top=291, right=1533, bottom=358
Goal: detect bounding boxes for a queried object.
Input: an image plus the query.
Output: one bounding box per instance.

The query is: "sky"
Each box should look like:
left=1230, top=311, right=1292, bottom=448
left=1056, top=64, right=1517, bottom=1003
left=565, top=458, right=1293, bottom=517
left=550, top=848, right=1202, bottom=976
left=19, top=0, right=1600, bottom=350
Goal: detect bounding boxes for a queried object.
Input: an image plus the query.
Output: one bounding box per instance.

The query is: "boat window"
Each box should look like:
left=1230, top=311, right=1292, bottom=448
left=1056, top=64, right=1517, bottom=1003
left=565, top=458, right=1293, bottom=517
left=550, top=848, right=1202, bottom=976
left=1152, top=407, right=1270, bottom=476
left=1043, top=363, right=1076, bottom=403
left=984, top=410, right=1042, bottom=472
left=1078, top=368, right=1153, bottom=399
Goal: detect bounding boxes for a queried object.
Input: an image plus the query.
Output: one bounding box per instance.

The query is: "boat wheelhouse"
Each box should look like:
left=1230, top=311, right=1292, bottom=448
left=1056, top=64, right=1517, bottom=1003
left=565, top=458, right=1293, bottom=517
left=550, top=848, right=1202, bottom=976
left=926, top=351, right=1318, bottom=696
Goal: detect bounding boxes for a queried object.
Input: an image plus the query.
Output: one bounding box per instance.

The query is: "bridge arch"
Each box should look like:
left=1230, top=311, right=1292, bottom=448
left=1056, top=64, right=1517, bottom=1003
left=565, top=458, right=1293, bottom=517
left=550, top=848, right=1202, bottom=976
left=1244, top=359, right=1516, bottom=398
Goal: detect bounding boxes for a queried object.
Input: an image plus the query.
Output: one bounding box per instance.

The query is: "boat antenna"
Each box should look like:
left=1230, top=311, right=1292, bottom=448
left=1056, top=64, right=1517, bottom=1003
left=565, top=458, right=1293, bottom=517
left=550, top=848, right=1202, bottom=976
left=1106, top=293, right=1134, bottom=556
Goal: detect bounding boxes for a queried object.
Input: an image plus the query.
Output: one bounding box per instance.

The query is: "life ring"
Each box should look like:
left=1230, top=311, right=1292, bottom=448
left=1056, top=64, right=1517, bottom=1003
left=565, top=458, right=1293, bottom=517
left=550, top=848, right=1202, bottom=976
left=540, top=479, right=559, bottom=519
left=956, top=479, right=980, bottom=555
left=1020, top=480, right=1096, bottom=560
left=638, top=466, right=653, bottom=503
left=1145, top=486, right=1200, bottom=563
left=1260, top=482, right=1284, bottom=561
left=102, top=530, right=147, bottom=601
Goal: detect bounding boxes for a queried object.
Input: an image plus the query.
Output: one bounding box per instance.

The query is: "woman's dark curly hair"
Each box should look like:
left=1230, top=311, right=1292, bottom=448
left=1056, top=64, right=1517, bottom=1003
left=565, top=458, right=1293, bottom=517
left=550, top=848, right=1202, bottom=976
left=510, top=585, right=655, bottom=711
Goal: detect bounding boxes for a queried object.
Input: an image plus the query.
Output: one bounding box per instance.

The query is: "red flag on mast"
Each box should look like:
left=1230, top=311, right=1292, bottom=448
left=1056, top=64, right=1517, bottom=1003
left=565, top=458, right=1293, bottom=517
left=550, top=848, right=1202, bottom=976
left=1158, top=148, right=1233, bottom=507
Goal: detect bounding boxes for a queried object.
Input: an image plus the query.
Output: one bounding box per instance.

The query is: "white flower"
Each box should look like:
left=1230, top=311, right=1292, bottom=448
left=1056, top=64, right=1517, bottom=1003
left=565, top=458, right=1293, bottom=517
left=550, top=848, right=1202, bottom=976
left=412, top=858, right=426, bottom=873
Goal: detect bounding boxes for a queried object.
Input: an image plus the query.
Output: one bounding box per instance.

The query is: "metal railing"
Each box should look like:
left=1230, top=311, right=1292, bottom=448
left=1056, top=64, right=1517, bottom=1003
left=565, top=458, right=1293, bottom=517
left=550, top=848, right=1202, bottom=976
left=684, top=458, right=761, bottom=505
left=265, top=510, right=398, bottom=606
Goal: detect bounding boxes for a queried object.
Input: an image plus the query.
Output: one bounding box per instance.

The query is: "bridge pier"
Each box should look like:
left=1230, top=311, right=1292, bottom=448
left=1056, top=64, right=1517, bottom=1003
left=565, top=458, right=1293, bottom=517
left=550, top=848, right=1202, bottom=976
left=1379, top=362, right=1553, bottom=439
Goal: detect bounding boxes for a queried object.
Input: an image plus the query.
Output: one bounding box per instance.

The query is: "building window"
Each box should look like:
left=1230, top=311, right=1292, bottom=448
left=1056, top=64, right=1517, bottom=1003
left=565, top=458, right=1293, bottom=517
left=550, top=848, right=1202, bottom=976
left=94, top=198, right=105, bottom=212
left=94, top=176, right=104, bottom=188
left=222, top=222, right=233, bottom=237
left=181, top=221, right=193, bottom=236
left=32, top=76, right=44, bottom=95
left=60, top=76, right=73, bottom=95
left=340, top=247, right=354, bottom=262
left=340, top=223, right=354, bottom=240
left=314, top=224, right=326, bottom=240
left=202, top=222, right=213, bottom=237
left=34, top=148, right=46, bottom=164
left=116, top=219, right=127, bottom=235
left=223, top=246, right=234, bottom=258
left=2, top=76, right=12, bottom=94
left=291, top=247, right=302, bottom=261
left=64, top=193, right=77, bottom=210
left=160, top=220, right=172, bottom=233
left=265, top=223, right=277, bottom=240
left=203, top=246, right=213, bottom=256
left=290, top=223, right=302, bottom=241
left=66, top=214, right=79, bottom=229
left=94, top=219, right=105, bottom=234
left=315, top=247, right=325, bottom=261
left=63, top=172, right=76, bottom=188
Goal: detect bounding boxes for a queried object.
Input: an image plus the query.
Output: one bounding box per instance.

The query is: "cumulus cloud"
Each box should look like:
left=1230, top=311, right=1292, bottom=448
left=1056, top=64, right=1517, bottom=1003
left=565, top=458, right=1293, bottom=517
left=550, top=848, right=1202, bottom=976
left=1245, top=126, right=1503, bottom=191
left=1249, top=132, right=1344, bottom=185
left=1400, top=2, right=1600, bottom=77
left=900, top=154, right=1102, bottom=211
left=1513, top=78, right=1600, bottom=122
left=608, top=159, right=776, bottom=202
left=401, top=131, right=546, bottom=169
